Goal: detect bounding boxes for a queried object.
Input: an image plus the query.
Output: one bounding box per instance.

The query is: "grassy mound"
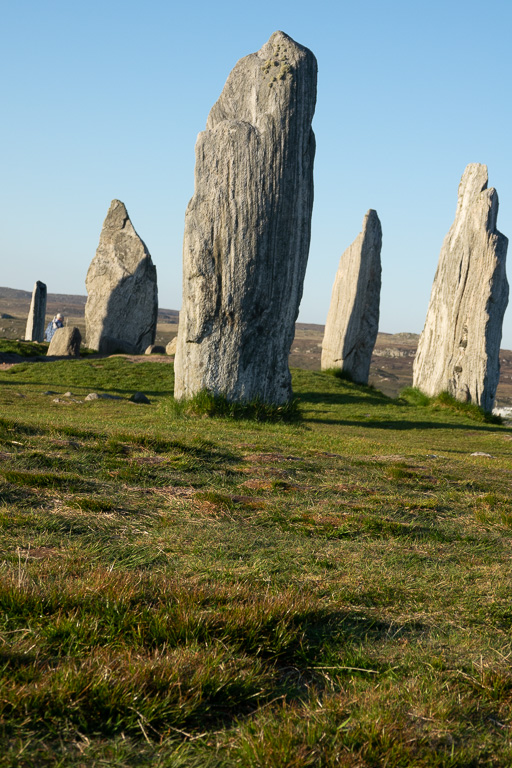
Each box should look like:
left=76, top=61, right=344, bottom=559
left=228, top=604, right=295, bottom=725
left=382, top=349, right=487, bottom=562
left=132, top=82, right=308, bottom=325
left=0, top=339, right=47, bottom=357
left=401, top=386, right=502, bottom=424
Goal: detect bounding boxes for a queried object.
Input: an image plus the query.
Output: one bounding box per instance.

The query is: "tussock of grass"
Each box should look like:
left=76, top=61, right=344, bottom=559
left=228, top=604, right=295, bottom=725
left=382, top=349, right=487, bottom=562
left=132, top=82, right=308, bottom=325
left=432, top=390, right=502, bottom=424
left=3, top=469, right=87, bottom=492
left=400, top=387, right=502, bottom=424
left=399, top=386, right=431, bottom=406
left=322, top=366, right=356, bottom=383
left=176, top=389, right=302, bottom=423
left=69, top=497, right=116, bottom=512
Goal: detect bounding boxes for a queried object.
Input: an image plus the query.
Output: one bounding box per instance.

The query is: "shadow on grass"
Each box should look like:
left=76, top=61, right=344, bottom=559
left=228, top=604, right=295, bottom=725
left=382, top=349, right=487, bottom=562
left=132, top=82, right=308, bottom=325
left=302, top=416, right=504, bottom=433
left=0, top=380, right=173, bottom=397
left=296, top=388, right=393, bottom=409
left=0, top=605, right=421, bottom=739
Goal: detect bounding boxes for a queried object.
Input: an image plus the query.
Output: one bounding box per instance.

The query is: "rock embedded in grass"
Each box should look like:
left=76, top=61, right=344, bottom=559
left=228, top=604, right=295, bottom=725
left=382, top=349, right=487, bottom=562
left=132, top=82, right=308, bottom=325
left=130, top=392, right=151, bottom=404
left=85, top=392, right=123, bottom=401
left=174, top=31, right=317, bottom=405
left=47, top=327, right=81, bottom=357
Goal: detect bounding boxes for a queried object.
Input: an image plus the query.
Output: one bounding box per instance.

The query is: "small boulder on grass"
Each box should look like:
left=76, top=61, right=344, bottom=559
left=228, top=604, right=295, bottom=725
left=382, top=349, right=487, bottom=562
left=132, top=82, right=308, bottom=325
left=166, top=337, right=177, bottom=356
left=47, top=327, right=81, bottom=357
left=130, top=392, right=151, bottom=404
left=85, top=392, right=122, bottom=401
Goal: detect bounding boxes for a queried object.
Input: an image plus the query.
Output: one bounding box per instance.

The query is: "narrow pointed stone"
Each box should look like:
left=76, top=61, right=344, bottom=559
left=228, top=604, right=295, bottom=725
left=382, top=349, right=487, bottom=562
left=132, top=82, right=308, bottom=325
left=413, top=164, right=509, bottom=411
left=321, top=210, right=382, bottom=383
left=85, top=200, right=158, bottom=354
left=24, top=281, right=47, bottom=342
left=174, top=31, right=317, bottom=404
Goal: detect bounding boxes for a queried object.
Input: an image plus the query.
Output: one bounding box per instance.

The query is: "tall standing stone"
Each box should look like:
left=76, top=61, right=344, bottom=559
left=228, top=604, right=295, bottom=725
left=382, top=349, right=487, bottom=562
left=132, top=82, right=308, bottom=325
left=413, top=164, right=509, bottom=411
left=85, top=200, right=158, bottom=354
left=321, top=210, right=382, bottom=383
left=174, top=31, right=317, bottom=404
left=24, top=281, right=47, bottom=342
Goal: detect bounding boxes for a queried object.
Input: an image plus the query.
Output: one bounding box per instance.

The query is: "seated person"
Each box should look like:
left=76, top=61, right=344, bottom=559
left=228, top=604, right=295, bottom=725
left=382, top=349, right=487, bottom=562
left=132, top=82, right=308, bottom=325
left=44, top=313, right=64, bottom=342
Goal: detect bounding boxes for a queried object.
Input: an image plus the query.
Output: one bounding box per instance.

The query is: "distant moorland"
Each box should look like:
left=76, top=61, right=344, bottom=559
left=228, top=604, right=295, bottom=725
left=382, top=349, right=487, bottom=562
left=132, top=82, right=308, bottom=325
left=1, top=286, right=512, bottom=405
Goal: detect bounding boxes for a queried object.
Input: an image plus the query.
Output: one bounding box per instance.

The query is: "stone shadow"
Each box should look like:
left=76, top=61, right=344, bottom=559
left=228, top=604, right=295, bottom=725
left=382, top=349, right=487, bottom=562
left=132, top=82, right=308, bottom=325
left=91, top=257, right=157, bottom=355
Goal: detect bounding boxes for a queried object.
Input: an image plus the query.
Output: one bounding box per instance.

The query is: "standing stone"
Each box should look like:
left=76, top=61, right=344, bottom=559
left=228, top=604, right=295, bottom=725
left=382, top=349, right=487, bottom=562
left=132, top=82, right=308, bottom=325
left=174, top=31, right=317, bottom=404
left=24, top=281, right=47, bottom=342
left=413, top=164, right=509, bottom=411
left=85, top=200, right=158, bottom=354
left=321, top=210, right=382, bottom=383
left=47, top=327, right=82, bottom=357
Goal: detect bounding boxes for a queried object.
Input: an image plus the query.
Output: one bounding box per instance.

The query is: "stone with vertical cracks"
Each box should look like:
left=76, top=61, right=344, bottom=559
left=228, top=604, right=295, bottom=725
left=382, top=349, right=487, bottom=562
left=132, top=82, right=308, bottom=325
left=25, top=281, right=47, bottom=342
left=85, top=200, right=158, bottom=354
left=174, top=31, right=317, bottom=404
left=321, top=210, right=382, bottom=383
left=47, top=327, right=82, bottom=357
left=413, top=164, right=509, bottom=411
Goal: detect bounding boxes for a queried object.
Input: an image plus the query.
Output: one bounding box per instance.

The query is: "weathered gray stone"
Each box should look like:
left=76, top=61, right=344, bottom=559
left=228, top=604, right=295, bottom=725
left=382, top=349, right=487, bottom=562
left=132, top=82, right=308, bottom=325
left=413, top=164, right=509, bottom=411
left=24, top=281, right=47, bottom=342
left=85, top=392, right=122, bottom=400
left=166, top=337, right=177, bottom=356
left=321, top=210, right=382, bottom=383
left=47, top=327, right=82, bottom=357
left=174, top=31, right=317, bottom=405
left=85, top=200, right=158, bottom=354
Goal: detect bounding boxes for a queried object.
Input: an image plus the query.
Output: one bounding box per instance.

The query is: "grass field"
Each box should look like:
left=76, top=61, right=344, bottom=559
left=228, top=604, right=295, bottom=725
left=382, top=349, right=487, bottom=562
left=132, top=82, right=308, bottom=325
left=1, top=354, right=512, bottom=766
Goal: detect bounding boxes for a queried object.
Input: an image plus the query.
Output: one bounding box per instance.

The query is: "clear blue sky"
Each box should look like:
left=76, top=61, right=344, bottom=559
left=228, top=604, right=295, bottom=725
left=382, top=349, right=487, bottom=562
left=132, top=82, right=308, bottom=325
left=2, top=0, right=511, bottom=346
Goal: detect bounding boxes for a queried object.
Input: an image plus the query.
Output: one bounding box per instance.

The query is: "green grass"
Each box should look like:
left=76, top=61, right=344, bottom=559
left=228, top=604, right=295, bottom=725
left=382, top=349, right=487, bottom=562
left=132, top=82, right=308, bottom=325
left=0, top=339, right=48, bottom=357
left=0, top=357, right=512, bottom=766
left=177, top=389, right=302, bottom=422
left=401, top=386, right=502, bottom=424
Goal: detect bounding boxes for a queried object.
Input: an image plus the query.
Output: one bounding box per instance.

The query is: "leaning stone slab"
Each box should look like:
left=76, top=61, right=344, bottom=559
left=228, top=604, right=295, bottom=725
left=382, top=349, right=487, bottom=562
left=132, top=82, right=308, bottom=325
left=24, top=281, right=47, bottom=342
left=321, top=210, right=382, bottom=383
left=85, top=200, right=158, bottom=354
left=47, top=327, right=81, bottom=357
left=166, top=337, right=177, bottom=356
left=413, top=164, right=509, bottom=411
left=174, top=31, right=317, bottom=405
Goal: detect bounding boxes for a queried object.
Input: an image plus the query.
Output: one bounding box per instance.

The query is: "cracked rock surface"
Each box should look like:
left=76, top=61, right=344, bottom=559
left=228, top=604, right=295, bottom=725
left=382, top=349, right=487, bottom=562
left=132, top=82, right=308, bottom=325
left=413, top=164, right=509, bottom=411
left=85, top=200, right=157, bottom=355
left=174, top=31, right=317, bottom=404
